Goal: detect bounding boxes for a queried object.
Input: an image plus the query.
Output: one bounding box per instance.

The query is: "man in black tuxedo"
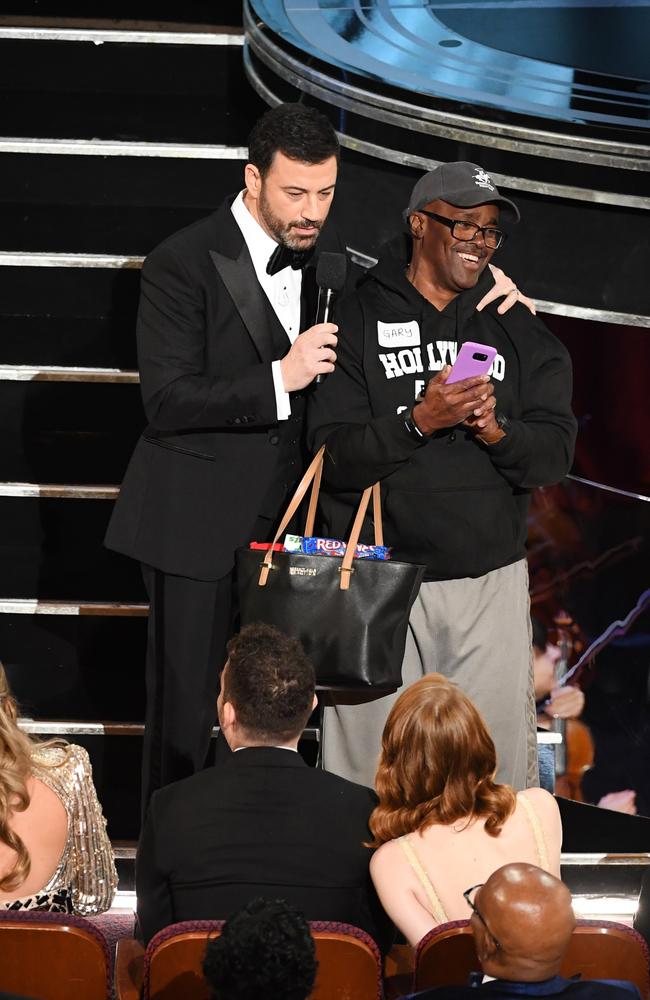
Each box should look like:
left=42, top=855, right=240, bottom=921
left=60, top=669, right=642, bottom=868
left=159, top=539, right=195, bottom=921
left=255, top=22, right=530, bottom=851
left=105, top=104, right=342, bottom=810
left=135, top=623, right=391, bottom=951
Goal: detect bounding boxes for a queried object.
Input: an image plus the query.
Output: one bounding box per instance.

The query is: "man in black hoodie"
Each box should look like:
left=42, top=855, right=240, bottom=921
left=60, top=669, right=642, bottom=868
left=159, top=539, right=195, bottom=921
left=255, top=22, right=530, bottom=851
left=307, top=162, right=577, bottom=790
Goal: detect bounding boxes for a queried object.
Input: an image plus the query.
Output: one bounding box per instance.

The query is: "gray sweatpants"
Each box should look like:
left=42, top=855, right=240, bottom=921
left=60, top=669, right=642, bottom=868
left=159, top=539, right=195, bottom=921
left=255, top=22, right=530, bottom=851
left=321, top=558, right=538, bottom=791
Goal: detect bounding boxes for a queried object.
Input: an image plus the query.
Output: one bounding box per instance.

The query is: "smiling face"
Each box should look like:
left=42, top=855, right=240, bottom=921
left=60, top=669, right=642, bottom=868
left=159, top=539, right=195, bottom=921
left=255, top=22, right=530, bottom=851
left=244, top=150, right=338, bottom=250
left=410, top=198, right=499, bottom=302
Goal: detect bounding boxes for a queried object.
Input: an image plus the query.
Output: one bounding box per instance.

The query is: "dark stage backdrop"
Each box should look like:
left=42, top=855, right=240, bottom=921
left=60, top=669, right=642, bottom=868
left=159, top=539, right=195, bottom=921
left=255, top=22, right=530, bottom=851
left=0, top=6, right=647, bottom=839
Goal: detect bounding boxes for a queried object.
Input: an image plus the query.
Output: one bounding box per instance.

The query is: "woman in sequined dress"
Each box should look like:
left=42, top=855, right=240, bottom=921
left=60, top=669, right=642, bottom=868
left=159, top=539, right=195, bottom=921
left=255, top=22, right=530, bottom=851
left=0, top=662, right=117, bottom=914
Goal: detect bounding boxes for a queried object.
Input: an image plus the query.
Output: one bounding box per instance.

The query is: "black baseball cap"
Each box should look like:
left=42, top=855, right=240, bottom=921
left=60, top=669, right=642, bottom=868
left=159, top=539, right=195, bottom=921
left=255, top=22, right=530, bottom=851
left=404, top=161, right=520, bottom=224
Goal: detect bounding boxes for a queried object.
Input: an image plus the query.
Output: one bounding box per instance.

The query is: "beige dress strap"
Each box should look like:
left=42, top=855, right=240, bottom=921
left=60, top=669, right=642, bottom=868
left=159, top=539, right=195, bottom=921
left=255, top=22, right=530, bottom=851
left=519, top=793, right=551, bottom=872
left=397, top=835, right=448, bottom=925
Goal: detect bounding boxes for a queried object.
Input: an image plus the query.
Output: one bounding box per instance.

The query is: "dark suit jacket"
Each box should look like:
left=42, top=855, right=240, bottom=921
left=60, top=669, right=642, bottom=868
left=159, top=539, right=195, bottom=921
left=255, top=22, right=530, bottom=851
left=136, top=747, right=391, bottom=951
left=401, top=976, right=642, bottom=1000
left=105, top=198, right=345, bottom=580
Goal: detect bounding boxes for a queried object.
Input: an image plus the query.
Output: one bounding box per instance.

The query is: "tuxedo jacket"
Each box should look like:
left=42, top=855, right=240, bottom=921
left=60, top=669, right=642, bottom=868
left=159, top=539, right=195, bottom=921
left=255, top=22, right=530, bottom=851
left=136, top=747, right=392, bottom=951
left=105, top=198, right=347, bottom=581
left=401, top=976, right=642, bottom=1000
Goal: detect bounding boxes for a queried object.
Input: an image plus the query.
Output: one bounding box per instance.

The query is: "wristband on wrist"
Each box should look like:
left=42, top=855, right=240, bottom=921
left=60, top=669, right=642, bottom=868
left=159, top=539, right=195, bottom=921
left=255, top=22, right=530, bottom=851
left=403, top=405, right=427, bottom=442
left=478, top=412, right=509, bottom=446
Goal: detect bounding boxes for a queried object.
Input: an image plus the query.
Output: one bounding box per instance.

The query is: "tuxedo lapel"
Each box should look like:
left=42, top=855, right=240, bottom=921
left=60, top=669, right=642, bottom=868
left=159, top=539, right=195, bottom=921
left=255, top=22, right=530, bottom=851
left=208, top=200, right=290, bottom=363
left=210, top=245, right=288, bottom=364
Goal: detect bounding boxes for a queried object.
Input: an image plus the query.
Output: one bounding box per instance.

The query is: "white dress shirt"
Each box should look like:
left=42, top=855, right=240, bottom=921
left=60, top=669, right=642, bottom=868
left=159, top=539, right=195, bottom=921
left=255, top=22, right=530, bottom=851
left=231, top=191, right=301, bottom=420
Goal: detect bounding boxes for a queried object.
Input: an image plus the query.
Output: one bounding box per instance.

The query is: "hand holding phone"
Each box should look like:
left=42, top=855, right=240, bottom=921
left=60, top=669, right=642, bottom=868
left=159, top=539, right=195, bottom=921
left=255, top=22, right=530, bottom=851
left=446, top=341, right=497, bottom=384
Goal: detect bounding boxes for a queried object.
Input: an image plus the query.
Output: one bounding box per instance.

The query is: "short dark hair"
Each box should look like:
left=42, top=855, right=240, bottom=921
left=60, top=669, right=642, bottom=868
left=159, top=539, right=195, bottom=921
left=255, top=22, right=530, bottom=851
left=224, top=623, right=315, bottom=742
left=247, top=103, right=340, bottom=176
left=203, top=897, right=317, bottom=1000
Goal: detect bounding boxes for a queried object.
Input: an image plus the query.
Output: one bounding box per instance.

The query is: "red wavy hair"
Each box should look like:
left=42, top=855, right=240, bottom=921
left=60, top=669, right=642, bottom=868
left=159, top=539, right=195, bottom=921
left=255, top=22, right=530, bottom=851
left=368, top=673, right=516, bottom=847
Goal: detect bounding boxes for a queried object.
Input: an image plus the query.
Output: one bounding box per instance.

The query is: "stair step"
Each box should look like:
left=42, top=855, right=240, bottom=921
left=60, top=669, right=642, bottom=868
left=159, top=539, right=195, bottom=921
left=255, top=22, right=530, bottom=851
left=0, top=495, right=145, bottom=600
left=0, top=317, right=139, bottom=370
left=0, top=366, right=137, bottom=382
left=0, top=152, right=247, bottom=254
left=0, top=5, right=245, bottom=25
left=0, top=37, right=264, bottom=143
left=0, top=612, right=147, bottom=720
left=0, top=263, right=140, bottom=370
left=0, top=379, right=144, bottom=482
left=0, top=27, right=244, bottom=45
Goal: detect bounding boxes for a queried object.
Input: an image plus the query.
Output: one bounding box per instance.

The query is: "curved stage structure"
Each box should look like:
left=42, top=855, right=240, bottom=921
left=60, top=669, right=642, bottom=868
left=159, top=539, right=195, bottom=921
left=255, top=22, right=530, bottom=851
left=244, top=0, right=650, bottom=320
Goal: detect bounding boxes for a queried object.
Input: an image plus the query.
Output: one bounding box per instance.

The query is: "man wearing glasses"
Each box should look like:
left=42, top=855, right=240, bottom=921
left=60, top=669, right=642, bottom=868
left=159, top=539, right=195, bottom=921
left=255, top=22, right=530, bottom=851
left=399, top=864, right=640, bottom=999
left=308, top=161, right=577, bottom=791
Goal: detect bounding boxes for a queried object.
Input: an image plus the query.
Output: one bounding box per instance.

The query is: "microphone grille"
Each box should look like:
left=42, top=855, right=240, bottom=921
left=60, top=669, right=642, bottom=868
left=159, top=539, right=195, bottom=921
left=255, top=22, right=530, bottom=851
left=316, top=251, right=348, bottom=292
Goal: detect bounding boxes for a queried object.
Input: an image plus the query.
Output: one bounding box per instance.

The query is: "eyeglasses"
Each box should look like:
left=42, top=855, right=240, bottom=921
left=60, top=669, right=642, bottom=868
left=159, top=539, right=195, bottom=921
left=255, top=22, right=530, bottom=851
left=463, top=884, right=501, bottom=949
left=418, top=210, right=507, bottom=250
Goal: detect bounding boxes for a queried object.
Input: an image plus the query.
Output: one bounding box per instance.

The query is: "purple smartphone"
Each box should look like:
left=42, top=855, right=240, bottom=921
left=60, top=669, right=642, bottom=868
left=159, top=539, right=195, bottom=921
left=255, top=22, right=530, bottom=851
left=446, top=341, right=497, bottom=384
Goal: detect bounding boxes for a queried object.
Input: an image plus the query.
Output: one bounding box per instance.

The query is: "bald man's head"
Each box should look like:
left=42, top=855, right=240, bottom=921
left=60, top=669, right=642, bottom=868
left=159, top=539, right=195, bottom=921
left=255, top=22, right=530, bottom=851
left=470, top=863, right=575, bottom=982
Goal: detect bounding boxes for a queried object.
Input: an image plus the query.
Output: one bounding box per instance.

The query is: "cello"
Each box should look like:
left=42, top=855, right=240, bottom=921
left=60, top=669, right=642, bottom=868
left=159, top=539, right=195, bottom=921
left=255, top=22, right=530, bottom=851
left=547, top=610, right=594, bottom=801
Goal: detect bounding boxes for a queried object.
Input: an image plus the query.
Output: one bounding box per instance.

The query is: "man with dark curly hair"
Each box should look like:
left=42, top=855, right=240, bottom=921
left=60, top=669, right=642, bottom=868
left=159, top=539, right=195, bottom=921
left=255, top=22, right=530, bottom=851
left=136, top=623, right=392, bottom=951
left=203, top=897, right=316, bottom=1000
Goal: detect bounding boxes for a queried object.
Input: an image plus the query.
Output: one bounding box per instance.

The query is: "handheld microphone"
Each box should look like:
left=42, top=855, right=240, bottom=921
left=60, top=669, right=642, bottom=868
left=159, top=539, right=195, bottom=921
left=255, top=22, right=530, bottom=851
left=314, top=251, right=348, bottom=384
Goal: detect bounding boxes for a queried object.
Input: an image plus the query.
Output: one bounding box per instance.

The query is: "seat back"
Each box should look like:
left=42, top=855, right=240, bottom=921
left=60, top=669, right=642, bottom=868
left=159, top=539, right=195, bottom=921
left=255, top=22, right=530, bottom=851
left=0, top=911, right=111, bottom=1000
left=561, top=921, right=650, bottom=997
left=143, top=921, right=223, bottom=1000
left=143, top=920, right=382, bottom=1000
left=414, top=918, right=650, bottom=999
left=310, top=921, right=382, bottom=1000
left=414, top=920, right=480, bottom=991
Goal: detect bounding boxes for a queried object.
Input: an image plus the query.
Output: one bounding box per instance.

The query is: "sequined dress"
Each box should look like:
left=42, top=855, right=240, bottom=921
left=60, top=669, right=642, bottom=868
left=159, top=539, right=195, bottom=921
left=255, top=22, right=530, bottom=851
left=1, top=744, right=118, bottom=915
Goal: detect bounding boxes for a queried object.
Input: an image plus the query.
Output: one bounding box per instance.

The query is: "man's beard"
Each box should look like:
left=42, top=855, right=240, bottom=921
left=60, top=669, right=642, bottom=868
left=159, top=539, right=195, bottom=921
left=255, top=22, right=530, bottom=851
left=259, top=188, right=322, bottom=250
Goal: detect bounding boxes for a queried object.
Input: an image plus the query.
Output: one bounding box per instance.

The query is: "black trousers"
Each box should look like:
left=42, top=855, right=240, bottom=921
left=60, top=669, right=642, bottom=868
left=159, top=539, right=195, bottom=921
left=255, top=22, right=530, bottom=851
left=140, top=564, right=234, bottom=818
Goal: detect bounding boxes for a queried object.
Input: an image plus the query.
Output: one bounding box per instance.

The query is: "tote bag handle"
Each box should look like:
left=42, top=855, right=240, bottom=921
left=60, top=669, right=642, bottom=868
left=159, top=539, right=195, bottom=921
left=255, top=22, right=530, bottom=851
left=258, top=445, right=383, bottom=590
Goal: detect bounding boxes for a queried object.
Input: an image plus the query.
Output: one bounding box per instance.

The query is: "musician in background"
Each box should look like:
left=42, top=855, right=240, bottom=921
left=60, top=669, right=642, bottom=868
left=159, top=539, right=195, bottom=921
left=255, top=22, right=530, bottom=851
left=532, top=617, right=637, bottom=814
left=532, top=617, right=585, bottom=727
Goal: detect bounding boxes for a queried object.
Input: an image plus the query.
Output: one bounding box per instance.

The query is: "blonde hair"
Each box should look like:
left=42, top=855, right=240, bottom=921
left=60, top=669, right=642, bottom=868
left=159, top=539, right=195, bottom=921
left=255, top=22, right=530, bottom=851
left=0, top=662, right=60, bottom=891
left=368, top=674, right=516, bottom=848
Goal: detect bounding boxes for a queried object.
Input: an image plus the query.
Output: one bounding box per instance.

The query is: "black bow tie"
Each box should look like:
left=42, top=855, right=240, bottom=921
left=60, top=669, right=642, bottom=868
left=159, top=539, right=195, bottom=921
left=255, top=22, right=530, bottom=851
left=266, top=243, right=314, bottom=276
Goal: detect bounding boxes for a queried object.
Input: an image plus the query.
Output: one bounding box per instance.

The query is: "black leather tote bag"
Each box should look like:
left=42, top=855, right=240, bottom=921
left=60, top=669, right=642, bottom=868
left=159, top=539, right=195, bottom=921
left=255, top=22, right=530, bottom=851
left=236, top=447, right=425, bottom=689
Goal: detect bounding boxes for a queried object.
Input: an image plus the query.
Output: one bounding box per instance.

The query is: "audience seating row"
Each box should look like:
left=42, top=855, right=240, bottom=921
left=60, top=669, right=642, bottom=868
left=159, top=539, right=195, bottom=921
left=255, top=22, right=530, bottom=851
left=0, top=911, right=647, bottom=1000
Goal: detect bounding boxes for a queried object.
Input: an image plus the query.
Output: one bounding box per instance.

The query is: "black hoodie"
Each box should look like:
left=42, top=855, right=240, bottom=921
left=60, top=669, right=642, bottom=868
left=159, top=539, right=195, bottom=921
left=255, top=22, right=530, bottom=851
left=306, top=245, right=577, bottom=581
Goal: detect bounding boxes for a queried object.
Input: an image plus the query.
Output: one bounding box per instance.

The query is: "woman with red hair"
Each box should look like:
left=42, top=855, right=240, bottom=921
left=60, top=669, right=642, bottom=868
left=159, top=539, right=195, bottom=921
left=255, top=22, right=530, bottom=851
left=368, top=674, right=561, bottom=947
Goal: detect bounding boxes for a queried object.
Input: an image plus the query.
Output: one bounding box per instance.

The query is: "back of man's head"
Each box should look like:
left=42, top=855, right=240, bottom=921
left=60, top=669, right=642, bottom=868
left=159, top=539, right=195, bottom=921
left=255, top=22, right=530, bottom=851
left=471, top=863, right=575, bottom=982
left=203, top=897, right=317, bottom=1000
left=222, top=623, right=315, bottom=745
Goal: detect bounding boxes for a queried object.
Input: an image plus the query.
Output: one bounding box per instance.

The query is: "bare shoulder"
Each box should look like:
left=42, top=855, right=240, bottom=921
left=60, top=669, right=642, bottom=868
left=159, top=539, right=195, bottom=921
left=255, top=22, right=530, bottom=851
left=518, top=787, right=562, bottom=841
left=518, top=786, right=559, bottom=816
left=370, top=837, right=406, bottom=876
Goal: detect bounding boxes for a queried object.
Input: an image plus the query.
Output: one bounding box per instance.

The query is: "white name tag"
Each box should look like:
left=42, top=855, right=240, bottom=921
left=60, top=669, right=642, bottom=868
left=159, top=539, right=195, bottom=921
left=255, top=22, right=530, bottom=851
left=377, top=320, right=420, bottom=348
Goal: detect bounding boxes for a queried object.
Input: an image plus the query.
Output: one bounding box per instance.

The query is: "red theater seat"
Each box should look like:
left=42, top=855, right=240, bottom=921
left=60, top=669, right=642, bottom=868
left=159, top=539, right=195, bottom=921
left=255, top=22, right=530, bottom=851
left=562, top=921, right=650, bottom=997
left=115, top=919, right=382, bottom=1000
left=414, top=919, right=479, bottom=991
left=0, top=910, right=111, bottom=1000
left=413, top=918, right=650, bottom=999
